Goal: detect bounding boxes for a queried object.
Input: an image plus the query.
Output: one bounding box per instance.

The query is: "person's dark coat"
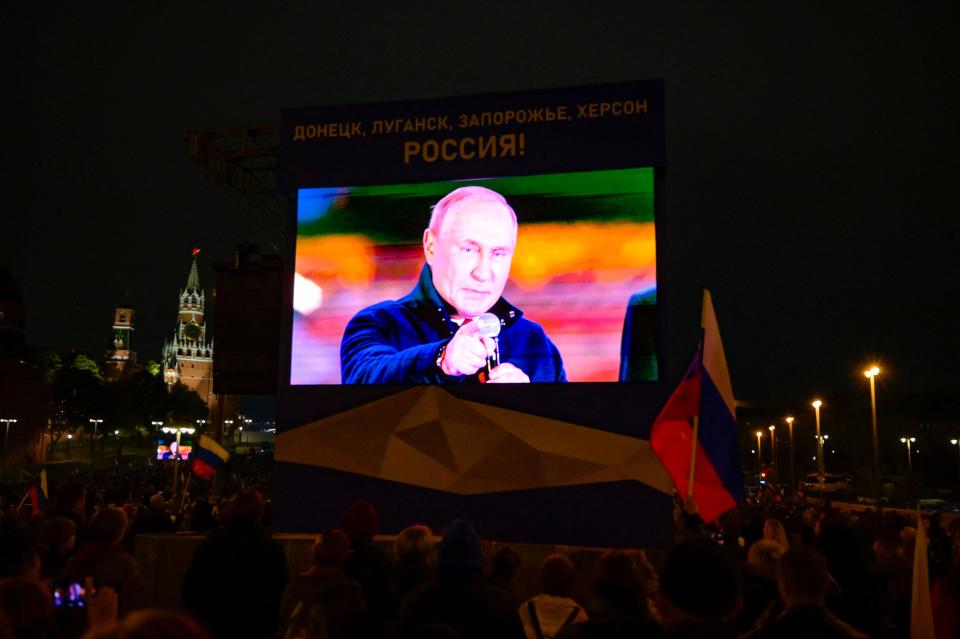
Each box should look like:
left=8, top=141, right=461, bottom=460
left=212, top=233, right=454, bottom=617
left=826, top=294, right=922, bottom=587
left=340, top=264, right=566, bottom=384
left=181, top=518, right=289, bottom=639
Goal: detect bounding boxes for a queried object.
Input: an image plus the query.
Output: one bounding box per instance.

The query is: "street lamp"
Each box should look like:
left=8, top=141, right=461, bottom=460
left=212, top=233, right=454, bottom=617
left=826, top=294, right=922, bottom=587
left=768, top=425, right=777, bottom=487
left=951, top=439, right=960, bottom=478
left=0, top=418, right=18, bottom=455
left=150, top=421, right=163, bottom=429
left=900, top=437, right=916, bottom=471
left=864, top=366, right=881, bottom=495
left=785, top=416, right=796, bottom=490
left=88, top=418, right=103, bottom=456
left=811, top=400, right=824, bottom=489
left=755, top=430, right=763, bottom=480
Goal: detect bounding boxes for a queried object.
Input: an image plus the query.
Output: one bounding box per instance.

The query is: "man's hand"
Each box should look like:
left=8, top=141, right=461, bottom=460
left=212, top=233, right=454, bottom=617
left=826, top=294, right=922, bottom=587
left=486, top=362, right=530, bottom=383
left=440, top=320, right=497, bottom=376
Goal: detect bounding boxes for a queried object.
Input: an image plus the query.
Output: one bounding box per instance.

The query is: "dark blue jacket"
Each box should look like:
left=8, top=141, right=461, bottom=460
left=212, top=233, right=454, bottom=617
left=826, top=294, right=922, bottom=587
left=341, top=265, right=566, bottom=384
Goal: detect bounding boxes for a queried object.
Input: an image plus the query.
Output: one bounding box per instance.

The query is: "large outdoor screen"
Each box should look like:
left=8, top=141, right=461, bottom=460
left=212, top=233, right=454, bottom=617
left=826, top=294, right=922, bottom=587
left=290, top=167, right=657, bottom=385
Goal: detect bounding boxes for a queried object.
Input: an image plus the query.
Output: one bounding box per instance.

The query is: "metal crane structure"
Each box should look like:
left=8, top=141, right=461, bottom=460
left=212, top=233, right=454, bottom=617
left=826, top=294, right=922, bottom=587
left=185, top=126, right=287, bottom=253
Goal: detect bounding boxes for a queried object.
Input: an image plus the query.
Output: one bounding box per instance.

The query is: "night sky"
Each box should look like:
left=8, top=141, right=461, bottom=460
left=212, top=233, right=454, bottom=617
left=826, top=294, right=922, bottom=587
left=4, top=4, right=959, bottom=412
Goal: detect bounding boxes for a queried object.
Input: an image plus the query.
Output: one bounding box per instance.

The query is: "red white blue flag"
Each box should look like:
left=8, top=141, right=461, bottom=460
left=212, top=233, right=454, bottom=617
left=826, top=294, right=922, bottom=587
left=650, top=290, right=743, bottom=522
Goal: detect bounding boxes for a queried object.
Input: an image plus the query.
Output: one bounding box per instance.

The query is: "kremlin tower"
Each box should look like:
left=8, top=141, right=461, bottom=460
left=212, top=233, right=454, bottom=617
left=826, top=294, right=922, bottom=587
left=162, top=250, right=215, bottom=403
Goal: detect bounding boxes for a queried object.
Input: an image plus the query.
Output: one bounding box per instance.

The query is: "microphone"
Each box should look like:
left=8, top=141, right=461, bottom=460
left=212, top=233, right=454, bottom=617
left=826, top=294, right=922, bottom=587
left=475, top=313, right=501, bottom=374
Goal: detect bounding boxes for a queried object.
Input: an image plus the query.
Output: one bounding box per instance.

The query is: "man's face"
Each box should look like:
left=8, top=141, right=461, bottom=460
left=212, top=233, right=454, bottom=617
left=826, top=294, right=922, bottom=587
left=424, top=199, right=515, bottom=319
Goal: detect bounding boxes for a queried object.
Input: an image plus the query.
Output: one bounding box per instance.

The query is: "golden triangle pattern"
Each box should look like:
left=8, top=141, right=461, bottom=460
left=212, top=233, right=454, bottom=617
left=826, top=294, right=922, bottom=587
left=276, top=386, right=673, bottom=496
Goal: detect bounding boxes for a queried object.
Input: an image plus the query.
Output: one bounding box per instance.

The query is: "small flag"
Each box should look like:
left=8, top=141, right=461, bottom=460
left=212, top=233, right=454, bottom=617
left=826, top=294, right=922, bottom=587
left=28, top=469, right=48, bottom=515
left=192, top=434, right=230, bottom=480
left=650, top=290, right=744, bottom=522
left=911, top=513, right=936, bottom=639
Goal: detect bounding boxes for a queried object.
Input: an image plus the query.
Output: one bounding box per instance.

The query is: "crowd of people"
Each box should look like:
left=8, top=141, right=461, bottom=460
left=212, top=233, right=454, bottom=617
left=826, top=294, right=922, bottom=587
left=1, top=461, right=958, bottom=638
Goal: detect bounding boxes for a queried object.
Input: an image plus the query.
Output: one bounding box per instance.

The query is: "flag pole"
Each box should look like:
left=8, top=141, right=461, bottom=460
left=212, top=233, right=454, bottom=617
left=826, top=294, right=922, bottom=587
left=178, top=469, right=194, bottom=514
left=687, top=416, right=699, bottom=498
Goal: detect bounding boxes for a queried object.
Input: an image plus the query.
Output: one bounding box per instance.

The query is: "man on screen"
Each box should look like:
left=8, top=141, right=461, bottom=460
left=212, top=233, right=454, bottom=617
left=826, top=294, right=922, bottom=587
left=340, top=186, right=566, bottom=384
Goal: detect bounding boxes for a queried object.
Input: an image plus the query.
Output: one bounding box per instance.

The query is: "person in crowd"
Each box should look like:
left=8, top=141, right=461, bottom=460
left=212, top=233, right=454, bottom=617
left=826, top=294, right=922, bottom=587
left=0, top=526, right=40, bottom=580
left=0, top=576, right=58, bottom=639
left=393, top=525, right=436, bottom=601
left=762, top=519, right=789, bottom=551
left=47, top=480, right=88, bottom=542
left=341, top=500, right=396, bottom=637
left=279, top=529, right=368, bottom=639
left=60, top=506, right=148, bottom=618
left=181, top=490, right=288, bottom=639
left=735, top=540, right=784, bottom=633
left=815, top=510, right=878, bottom=633
left=133, top=494, right=177, bottom=535
left=557, top=550, right=657, bottom=639
left=81, top=609, right=209, bottom=639
left=395, top=519, right=525, bottom=639
left=751, top=548, right=868, bottom=638
left=489, top=546, right=523, bottom=607
left=519, top=553, right=588, bottom=639
left=656, top=538, right=741, bottom=638
left=871, top=528, right=912, bottom=636
left=38, top=516, right=77, bottom=581
left=340, top=185, right=566, bottom=384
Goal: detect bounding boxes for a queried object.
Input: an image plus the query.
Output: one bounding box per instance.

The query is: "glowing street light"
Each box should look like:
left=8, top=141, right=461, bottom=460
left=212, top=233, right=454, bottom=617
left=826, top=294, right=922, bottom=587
left=951, top=439, right=960, bottom=478
left=755, top=430, right=764, bottom=480
left=864, top=366, right=881, bottom=495
left=0, top=418, right=18, bottom=455
left=900, top=437, right=916, bottom=471
left=768, top=425, right=777, bottom=486
left=786, top=416, right=796, bottom=489
left=89, top=418, right=103, bottom=457
left=811, top=400, right=825, bottom=489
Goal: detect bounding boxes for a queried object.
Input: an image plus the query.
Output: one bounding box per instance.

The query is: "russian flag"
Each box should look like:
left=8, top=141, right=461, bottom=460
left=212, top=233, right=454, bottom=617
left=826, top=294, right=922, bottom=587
left=192, top=434, right=230, bottom=480
left=650, top=290, right=744, bottom=522
left=28, top=470, right=48, bottom=515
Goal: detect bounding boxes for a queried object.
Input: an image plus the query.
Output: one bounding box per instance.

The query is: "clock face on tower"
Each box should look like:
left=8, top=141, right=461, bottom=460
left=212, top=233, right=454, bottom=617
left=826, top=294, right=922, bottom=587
left=183, top=321, right=202, bottom=341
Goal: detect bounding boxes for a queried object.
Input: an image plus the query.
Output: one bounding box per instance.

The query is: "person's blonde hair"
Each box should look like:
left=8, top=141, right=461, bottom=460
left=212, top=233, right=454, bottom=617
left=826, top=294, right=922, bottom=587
left=395, top=524, right=434, bottom=560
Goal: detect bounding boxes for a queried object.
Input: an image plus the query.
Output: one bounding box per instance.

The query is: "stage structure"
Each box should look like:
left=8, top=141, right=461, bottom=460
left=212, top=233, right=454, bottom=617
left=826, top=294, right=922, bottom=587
left=277, top=81, right=673, bottom=547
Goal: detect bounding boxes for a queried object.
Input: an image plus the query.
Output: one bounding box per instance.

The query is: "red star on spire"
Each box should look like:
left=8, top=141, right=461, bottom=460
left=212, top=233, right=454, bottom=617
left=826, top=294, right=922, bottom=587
left=192, top=248, right=200, bottom=256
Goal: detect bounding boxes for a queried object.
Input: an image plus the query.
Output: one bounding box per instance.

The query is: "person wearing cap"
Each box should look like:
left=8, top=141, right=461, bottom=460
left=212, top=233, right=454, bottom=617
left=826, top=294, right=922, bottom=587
left=395, top=519, right=525, bottom=639
left=340, top=186, right=566, bottom=384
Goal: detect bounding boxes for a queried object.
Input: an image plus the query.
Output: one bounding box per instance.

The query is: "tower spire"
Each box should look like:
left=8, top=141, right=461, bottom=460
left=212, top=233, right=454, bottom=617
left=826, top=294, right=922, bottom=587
left=186, top=248, right=201, bottom=291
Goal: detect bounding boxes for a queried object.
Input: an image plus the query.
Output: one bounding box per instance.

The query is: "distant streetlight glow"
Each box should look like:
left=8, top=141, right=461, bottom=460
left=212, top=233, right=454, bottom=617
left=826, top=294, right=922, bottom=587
left=864, top=365, right=882, bottom=496
left=811, top=400, right=825, bottom=488
left=900, top=436, right=916, bottom=471
left=755, top=430, right=763, bottom=476
left=0, top=418, right=17, bottom=454
left=786, top=416, right=796, bottom=489
left=768, top=425, right=777, bottom=486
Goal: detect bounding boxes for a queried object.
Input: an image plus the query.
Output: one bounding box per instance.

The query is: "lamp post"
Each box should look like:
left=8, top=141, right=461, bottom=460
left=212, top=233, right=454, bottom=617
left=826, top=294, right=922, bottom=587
left=786, top=416, right=796, bottom=490
left=951, top=439, right=960, bottom=479
left=900, top=437, right=915, bottom=471
left=768, top=425, right=777, bottom=487
left=88, top=418, right=103, bottom=457
left=864, top=366, right=881, bottom=495
left=811, top=400, right=824, bottom=489
left=0, top=418, right=17, bottom=456
left=755, top=430, right=763, bottom=485
left=163, top=426, right=196, bottom=492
